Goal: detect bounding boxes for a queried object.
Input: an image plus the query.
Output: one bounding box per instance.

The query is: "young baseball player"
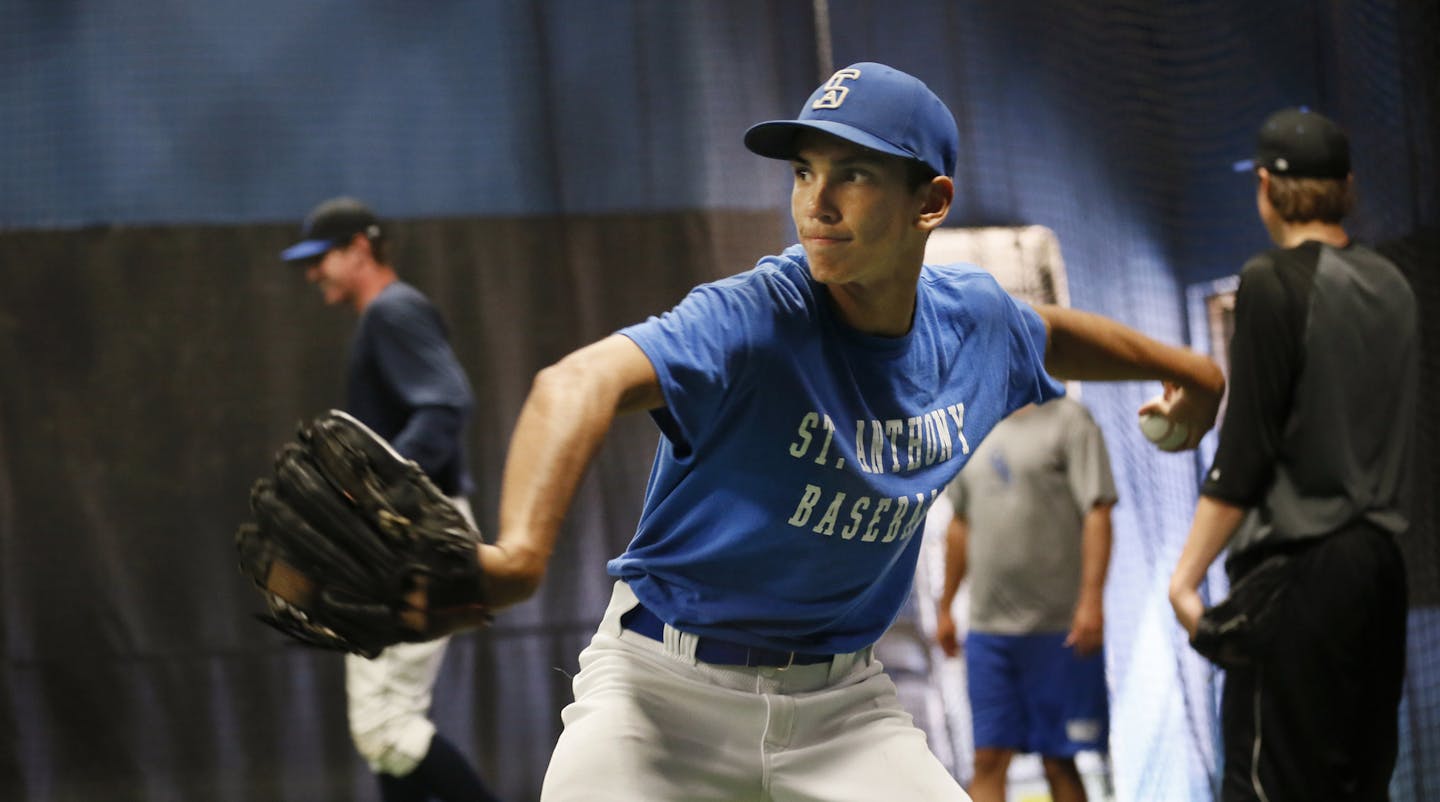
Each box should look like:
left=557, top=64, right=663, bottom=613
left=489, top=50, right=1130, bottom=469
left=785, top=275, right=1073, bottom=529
left=455, top=63, right=1224, bottom=800
left=1168, top=108, right=1414, bottom=801
left=280, top=198, right=502, bottom=802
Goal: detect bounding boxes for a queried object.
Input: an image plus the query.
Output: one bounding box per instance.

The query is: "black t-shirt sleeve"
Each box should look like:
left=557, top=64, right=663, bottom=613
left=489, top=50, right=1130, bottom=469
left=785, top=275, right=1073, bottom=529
left=1202, top=254, right=1305, bottom=505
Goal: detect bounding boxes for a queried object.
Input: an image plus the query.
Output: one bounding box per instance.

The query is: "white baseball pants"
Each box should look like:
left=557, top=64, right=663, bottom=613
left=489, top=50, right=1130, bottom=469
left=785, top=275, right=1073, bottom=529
left=344, top=496, right=474, bottom=777
left=540, top=580, right=969, bottom=801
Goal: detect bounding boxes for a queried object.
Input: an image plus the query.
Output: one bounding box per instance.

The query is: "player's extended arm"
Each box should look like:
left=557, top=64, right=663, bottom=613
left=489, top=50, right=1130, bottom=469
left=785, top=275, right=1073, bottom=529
left=934, top=514, right=970, bottom=657
left=1034, top=304, right=1225, bottom=448
left=480, top=335, right=663, bottom=609
left=1168, top=495, right=1247, bottom=637
left=1065, top=500, right=1114, bottom=656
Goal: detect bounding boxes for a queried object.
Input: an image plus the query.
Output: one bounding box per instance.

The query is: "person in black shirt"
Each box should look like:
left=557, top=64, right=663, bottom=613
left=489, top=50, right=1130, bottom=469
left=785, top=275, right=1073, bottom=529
left=1166, top=109, right=1414, bottom=801
left=282, top=197, right=501, bottom=802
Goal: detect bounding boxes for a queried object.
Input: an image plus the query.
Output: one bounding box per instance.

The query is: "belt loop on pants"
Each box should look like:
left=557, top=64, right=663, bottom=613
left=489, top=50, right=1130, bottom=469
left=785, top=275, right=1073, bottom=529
left=620, top=603, right=835, bottom=668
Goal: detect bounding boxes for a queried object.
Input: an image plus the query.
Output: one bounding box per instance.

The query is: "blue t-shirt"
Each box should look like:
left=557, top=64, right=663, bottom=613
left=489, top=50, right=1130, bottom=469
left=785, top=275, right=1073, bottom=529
left=612, top=245, right=1062, bottom=653
left=347, top=281, right=475, bottom=496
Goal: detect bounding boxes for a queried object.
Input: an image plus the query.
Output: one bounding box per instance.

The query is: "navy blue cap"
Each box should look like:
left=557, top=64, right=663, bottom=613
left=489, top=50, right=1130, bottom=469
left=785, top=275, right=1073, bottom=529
left=280, top=197, right=382, bottom=262
left=744, top=63, right=960, bottom=179
left=1232, top=107, right=1351, bottom=179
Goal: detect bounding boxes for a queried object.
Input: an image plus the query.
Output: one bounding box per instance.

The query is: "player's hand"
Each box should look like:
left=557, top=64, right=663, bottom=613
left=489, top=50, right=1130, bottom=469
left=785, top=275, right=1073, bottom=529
left=935, top=606, right=961, bottom=658
left=1138, top=381, right=1220, bottom=450
left=1168, top=583, right=1204, bottom=639
left=397, top=575, right=491, bottom=638
left=1064, top=599, right=1104, bottom=656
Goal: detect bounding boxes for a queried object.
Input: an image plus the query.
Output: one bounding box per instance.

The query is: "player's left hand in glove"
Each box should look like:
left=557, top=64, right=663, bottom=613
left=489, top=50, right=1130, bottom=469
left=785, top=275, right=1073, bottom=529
left=1189, top=552, right=1291, bottom=669
left=235, top=410, right=490, bottom=658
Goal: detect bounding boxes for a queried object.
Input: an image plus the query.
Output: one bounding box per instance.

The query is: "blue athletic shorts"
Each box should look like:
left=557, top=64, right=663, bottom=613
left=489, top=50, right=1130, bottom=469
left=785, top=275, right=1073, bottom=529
left=965, top=631, right=1109, bottom=756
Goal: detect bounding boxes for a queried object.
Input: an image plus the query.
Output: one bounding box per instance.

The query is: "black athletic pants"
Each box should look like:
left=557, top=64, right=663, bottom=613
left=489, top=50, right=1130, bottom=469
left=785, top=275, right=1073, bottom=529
left=1220, top=524, right=1407, bottom=802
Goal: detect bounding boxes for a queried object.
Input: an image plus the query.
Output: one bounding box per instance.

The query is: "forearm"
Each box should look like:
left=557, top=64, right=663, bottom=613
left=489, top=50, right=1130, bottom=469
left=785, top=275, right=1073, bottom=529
left=938, top=517, right=969, bottom=609
left=1036, top=305, right=1224, bottom=394
left=485, top=336, right=661, bottom=605
left=1076, top=502, right=1113, bottom=610
left=1169, top=495, right=1247, bottom=595
left=494, top=371, right=602, bottom=576
left=391, top=405, right=464, bottom=480
left=405, top=371, right=595, bottom=628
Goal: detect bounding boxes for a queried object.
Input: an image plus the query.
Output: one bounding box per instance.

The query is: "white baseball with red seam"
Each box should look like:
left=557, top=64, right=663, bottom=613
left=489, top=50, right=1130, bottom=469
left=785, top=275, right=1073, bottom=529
left=1139, top=411, right=1189, bottom=451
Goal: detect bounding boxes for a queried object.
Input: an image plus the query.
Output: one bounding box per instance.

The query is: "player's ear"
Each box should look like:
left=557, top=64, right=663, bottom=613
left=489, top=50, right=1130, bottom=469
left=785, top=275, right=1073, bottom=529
left=916, top=175, right=953, bottom=231
left=344, top=232, right=374, bottom=261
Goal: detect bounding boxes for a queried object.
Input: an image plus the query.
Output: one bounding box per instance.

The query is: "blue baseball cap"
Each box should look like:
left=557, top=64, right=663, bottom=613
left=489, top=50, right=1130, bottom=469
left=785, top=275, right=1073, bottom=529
left=280, top=197, right=383, bottom=262
left=1231, top=107, right=1351, bottom=179
left=744, top=62, right=959, bottom=179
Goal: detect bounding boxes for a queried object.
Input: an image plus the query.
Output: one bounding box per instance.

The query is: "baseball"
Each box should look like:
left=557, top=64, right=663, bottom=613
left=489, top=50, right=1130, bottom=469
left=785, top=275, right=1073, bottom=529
left=1139, top=412, right=1189, bottom=451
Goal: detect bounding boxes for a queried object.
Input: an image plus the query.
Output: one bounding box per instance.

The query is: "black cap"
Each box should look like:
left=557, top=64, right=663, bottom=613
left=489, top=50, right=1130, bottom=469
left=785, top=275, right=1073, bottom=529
left=1233, top=107, right=1350, bottom=179
left=280, top=197, right=382, bottom=262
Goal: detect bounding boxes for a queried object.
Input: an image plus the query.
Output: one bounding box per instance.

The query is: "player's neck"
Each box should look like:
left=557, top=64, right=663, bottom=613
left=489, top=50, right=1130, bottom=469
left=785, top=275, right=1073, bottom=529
left=826, top=280, right=917, bottom=338
left=352, top=267, right=398, bottom=312
left=1276, top=221, right=1349, bottom=249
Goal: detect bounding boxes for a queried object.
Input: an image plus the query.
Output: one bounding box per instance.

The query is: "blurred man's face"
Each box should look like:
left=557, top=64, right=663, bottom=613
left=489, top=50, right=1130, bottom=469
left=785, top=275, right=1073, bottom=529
left=303, top=237, right=364, bottom=307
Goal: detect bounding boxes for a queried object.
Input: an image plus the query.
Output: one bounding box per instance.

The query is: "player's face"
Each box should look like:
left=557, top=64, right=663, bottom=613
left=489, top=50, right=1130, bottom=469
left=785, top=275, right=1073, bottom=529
left=303, top=242, right=363, bottom=306
left=790, top=132, right=933, bottom=289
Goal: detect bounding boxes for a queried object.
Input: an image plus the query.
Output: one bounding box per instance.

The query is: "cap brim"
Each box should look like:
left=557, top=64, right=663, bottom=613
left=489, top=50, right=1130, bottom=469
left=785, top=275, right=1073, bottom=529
left=279, top=239, right=333, bottom=262
left=744, top=119, right=915, bottom=165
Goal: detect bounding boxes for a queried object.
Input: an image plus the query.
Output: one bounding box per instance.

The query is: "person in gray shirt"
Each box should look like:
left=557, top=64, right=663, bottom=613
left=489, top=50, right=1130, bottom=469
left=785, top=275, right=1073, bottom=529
left=1168, top=108, right=1414, bottom=802
left=935, top=396, right=1117, bottom=802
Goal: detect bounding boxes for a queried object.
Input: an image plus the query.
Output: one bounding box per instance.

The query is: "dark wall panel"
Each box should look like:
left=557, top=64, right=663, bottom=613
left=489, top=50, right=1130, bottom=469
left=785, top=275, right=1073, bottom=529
left=0, top=210, right=787, bottom=801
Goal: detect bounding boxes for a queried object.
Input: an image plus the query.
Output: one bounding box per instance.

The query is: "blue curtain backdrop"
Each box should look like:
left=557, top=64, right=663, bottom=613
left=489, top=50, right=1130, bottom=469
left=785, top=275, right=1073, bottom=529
left=1, top=1, right=1435, bottom=800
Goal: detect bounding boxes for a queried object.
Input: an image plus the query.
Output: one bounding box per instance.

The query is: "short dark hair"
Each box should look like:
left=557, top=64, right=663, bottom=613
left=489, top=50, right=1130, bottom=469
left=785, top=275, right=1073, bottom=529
left=905, top=159, right=940, bottom=192
left=341, top=229, right=389, bottom=265
left=366, top=233, right=389, bottom=265
left=1265, top=174, right=1354, bottom=223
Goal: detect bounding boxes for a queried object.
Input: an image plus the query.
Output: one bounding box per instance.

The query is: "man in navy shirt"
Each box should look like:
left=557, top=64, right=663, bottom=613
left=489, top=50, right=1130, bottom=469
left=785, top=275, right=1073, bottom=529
left=282, top=197, right=500, bottom=802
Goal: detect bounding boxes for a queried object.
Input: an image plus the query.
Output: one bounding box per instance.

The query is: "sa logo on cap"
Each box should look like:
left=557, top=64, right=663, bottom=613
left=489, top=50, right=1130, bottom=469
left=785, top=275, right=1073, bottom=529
left=813, top=68, right=862, bottom=110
